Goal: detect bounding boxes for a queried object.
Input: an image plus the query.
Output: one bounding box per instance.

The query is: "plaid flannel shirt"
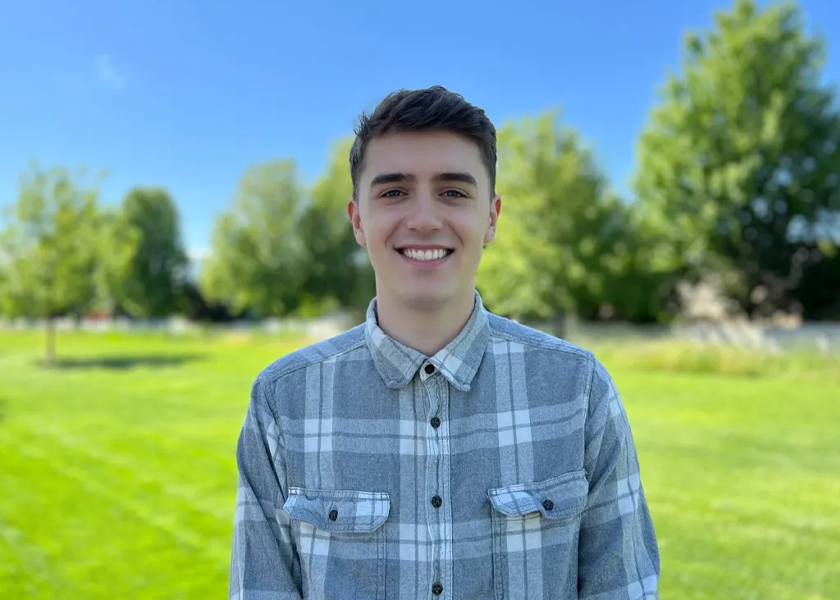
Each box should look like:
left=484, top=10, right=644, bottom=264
left=230, top=291, right=660, bottom=600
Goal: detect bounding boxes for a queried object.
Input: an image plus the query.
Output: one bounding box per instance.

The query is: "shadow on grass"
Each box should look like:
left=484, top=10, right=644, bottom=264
left=0, top=398, right=6, bottom=423
left=38, top=354, right=208, bottom=370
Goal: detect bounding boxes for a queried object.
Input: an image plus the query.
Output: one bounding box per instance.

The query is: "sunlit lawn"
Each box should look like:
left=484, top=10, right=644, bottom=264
left=0, top=329, right=838, bottom=599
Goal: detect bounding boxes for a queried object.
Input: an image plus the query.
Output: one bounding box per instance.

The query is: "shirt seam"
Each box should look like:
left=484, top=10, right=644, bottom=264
left=488, top=324, right=595, bottom=363
left=260, top=336, right=369, bottom=388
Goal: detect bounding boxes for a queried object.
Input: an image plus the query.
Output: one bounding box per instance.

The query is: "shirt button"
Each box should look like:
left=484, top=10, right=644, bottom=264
left=328, top=509, right=338, bottom=521
left=432, top=582, right=443, bottom=595
left=424, top=363, right=435, bottom=375
left=430, top=417, right=441, bottom=429
left=542, top=499, right=554, bottom=511
left=431, top=495, right=442, bottom=508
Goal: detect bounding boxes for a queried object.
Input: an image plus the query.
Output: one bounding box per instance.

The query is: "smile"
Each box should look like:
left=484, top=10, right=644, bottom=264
left=400, top=248, right=452, bottom=261
left=397, top=248, right=454, bottom=263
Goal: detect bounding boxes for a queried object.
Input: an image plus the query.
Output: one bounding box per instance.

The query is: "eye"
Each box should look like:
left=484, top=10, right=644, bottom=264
left=382, top=189, right=404, bottom=198
left=443, top=190, right=467, bottom=198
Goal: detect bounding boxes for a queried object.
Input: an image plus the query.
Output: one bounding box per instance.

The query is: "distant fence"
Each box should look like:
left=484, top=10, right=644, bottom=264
left=538, top=320, right=840, bottom=355
left=2, top=314, right=840, bottom=355
left=0, top=313, right=358, bottom=342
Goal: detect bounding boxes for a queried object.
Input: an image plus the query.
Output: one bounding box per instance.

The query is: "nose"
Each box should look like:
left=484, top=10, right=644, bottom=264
left=405, top=190, right=442, bottom=232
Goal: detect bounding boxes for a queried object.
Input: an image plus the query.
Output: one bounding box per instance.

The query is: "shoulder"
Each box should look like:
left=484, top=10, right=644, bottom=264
left=487, top=313, right=594, bottom=363
left=486, top=313, right=616, bottom=395
left=253, top=324, right=368, bottom=386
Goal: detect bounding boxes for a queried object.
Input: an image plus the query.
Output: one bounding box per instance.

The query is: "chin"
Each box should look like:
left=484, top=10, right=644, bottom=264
left=398, top=289, right=453, bottom=313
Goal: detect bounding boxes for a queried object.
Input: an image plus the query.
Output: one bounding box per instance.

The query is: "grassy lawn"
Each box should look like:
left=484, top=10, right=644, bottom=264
left=0, top=329, right=838, bottom=599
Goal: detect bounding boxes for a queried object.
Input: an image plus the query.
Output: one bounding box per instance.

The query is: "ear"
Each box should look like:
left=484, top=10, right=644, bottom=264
left=348, top=197, right=367, bottom=247
left=483, top=195, right=502, bottom=244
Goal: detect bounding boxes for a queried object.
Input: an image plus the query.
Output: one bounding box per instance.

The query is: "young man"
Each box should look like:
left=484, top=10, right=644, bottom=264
left=230, top=86, right=660, bottom=600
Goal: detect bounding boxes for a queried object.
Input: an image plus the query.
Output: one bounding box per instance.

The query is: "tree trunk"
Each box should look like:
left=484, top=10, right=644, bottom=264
left=45, top=317, right=56, bottom=366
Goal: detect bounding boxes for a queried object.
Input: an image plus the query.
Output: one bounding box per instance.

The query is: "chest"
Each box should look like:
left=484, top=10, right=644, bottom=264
left=278, top=370, right=589, bottom=600
left=281, top=368, right=588, bottom=501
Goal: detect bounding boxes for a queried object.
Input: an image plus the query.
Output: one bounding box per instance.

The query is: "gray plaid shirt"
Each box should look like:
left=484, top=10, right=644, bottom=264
left=230, top=291, right=660, bottom=600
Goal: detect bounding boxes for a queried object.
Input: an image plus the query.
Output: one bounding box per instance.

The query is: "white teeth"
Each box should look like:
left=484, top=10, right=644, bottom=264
left=401, top=248, right=450, bottom=261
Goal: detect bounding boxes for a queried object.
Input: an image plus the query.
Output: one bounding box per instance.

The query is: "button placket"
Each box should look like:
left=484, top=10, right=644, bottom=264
left=422, top=366, right=447, bottom=600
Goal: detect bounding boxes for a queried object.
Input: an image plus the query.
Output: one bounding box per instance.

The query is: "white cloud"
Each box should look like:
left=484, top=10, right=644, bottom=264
left=96, top=54, right=126, bottom=90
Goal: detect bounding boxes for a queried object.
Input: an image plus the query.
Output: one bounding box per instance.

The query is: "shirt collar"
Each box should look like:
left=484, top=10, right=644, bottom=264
left=364, top=290, right=491, bottom=392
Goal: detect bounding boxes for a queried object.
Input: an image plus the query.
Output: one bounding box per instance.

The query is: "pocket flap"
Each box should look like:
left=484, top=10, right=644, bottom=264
left=283, top=487, right=391, bottom=533
left=488, top=470, right=588, bottom=521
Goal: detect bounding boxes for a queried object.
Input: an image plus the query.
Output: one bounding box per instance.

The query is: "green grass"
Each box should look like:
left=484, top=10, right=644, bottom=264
left=584, top=338, right=840, bottom=381
left=1, top=329, right=838, bottom=599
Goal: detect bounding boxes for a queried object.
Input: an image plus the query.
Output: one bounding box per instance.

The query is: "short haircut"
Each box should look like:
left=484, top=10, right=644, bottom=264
left=350, top=85, right=497, bottom=199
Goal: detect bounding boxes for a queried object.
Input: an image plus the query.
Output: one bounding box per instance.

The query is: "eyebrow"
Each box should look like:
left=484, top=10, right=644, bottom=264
left=433, top=171, right=478, bottom=186
left=368, top=171, right=478, bottom=188
left=369, top=172, right=412, bottom=187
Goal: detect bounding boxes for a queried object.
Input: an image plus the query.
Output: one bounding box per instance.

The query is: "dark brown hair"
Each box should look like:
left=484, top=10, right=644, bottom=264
left=349, top=85, right=497, bottom=199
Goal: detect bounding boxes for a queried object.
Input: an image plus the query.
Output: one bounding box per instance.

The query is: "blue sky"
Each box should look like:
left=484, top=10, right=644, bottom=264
left=2, top=0, right=839, bottom=260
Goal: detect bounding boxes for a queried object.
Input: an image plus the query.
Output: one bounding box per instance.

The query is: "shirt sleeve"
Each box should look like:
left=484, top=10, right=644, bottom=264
left=229, top=375, right=302, bottom=600
left=578, top=359, right=661, bottom=599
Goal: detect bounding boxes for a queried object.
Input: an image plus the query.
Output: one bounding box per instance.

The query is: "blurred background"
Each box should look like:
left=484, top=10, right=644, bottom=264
left=1, top=0, right=839, bottom=598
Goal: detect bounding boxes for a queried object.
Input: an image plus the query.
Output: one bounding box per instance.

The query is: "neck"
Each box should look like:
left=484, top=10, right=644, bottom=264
left=375, top=290, right=476, bottom=357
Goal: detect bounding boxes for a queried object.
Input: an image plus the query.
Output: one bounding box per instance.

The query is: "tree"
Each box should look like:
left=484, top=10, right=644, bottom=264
left=477, top=112, right=671, bottom=323
left=200, top=159, right=308, bottom=318
left=0, top=164, right=102, bottom=363
left=113, top=187, right=189, bottom=318
left=297, top=137, right=375, bottom=317
left=0, top=261, right=11, bottom=318
left=179, top=280, right=238, bottom=322
left=94, top=207, right=142, bottom=316
left=634, top=0, right=840, bottom=318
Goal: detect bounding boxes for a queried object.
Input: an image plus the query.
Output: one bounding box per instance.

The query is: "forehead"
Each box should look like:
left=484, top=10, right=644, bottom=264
left=360, top=131, right=486, bottom=184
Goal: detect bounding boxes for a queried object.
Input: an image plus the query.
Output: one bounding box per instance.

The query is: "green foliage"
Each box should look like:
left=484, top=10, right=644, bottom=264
left=0, top=164, right=148, bottom=360
left=478, top=112, right=673, bottom=322
left=198, top=141, right=375, bottom=320
left=298, top=137, right=375, bottom=315
left=478, top=112, right=599, bottom=320
left=91, top=207, right=142, bottom=316
left=635, top=0, right=840, bottom=317
left=0, top=164, right=101, bottom=320
left=200, top=159, right=309, bottom=318
left=0, top=164, right=113, bottom=361
left=114, top=187, right=189, bottom=318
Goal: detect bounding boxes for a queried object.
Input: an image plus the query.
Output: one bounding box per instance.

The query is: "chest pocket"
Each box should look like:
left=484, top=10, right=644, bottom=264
left=487, top=470, right=589, bottom=599
left=283, top=487, right=390, bottom=600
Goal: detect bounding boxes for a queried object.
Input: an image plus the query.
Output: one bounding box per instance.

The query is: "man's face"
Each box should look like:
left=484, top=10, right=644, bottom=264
left=348, top=130, right=501, bottom=313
